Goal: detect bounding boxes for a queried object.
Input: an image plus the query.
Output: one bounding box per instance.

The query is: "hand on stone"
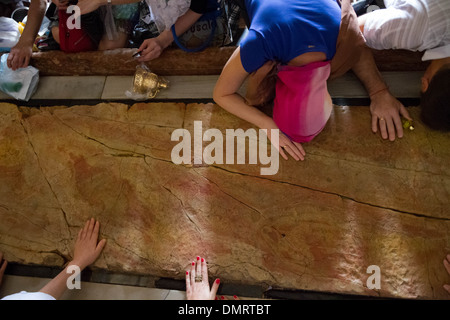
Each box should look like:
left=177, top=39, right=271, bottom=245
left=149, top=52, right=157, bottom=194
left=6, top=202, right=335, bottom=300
left=262, top=117, right=305, bottom=161
left=369, top=90, right=412, bottom=141
left=71, top=218, right=106, bottom=270
left=444, top=254, right=450, bottom=294
left=186, top=256, right=220, bottom=300
left=0, top=252, right=7, bottom=287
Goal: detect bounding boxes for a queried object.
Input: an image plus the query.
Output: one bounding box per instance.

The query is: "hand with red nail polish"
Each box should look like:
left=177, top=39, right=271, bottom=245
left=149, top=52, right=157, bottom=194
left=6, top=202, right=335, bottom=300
left=185, top=256, right=220, bottom=300
left=219, top=294, right=240, bottom=300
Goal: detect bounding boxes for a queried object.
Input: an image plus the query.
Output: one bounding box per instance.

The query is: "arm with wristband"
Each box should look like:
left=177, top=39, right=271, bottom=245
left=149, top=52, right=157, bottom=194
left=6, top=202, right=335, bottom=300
left=7, top=0, right=47, bottom=70
left=137, top=0, right=207, bottom=61
left=76, top=0, right=206, bottom=60
left=137, top=8, right=202, bottom=62
left=351, top=44, right=412, bottom=141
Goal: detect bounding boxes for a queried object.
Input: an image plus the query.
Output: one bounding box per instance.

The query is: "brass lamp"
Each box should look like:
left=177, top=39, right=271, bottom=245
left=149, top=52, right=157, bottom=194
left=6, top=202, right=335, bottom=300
left=132, top=65, right=169, bottom=99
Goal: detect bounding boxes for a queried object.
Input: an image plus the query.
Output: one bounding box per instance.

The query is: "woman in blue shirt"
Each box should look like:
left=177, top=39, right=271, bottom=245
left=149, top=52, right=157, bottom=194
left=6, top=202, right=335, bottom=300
left=213, top=0, right=342, bottom=161
left=214, top=0, right=411, bottom=161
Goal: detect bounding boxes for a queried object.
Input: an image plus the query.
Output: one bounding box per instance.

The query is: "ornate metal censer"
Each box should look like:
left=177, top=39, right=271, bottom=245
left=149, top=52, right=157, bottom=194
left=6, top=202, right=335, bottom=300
left=132, top=65, right=169, bottom=99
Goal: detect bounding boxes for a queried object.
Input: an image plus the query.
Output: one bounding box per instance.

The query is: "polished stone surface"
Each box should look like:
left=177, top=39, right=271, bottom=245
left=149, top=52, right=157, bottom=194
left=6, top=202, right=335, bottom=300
left=0, top=102, right=449, bottom=299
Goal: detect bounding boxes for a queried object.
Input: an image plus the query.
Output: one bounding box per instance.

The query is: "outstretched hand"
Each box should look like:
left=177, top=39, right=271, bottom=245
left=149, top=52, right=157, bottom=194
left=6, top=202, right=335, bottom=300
left=186, top=256, right=220, bottom=300
left=72, top=218, right=106, bottom=270
left=263, top=118, right=305, bottom=161
left=370, top=90, right=412, bottom=141
left=37, top=218, right=106, bottom=300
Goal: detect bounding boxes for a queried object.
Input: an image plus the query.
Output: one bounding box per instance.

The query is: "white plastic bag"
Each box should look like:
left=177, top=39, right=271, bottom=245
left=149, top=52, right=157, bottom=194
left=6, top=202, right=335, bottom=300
left=0, top=54, right=39, bottom=101
left=146, top=0, right=190, bottom=33
left=0, top=17, right=21, bottom=52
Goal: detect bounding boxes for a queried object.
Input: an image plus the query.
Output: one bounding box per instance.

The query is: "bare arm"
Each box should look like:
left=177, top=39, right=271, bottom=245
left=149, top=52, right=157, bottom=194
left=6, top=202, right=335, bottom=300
left=352, top=45, right=412, bottom=141
left=78, top=0, right=202, bottom=61
left=354, top=14, right=412, bottom=141
left=137, top=9, right=202, bottom=62
left=352, top=45, right=388, bottom=96
left=213, top=48, right=270, bottom=128
left=213, top=48, right=304, bottom=161
left=38, top=262, right=80, bottom=300
left=39, top=218, right=106, bottom=299
left=7, top=0, right=47, bottom=70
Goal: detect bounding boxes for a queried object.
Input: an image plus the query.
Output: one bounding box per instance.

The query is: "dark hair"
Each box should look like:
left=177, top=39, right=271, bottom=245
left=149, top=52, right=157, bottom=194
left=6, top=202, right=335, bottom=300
left=420, top=64, right=450, bottom=131
left=251, top=62, right=279, bottom=110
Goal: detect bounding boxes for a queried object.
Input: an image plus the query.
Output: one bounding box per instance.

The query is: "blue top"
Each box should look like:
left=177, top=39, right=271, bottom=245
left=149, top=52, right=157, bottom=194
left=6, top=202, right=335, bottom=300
left=240, top=0, right=341, bottom=73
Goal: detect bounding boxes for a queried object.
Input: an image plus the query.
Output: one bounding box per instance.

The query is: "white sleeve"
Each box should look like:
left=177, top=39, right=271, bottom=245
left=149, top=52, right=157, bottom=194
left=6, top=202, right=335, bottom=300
left=1, top=291, right=56, bottom=300
left=363, top=8, right=418, bottom=50
left=422, top=44, right=450, bottom=61
left=145, top=0, right=191, bottom=32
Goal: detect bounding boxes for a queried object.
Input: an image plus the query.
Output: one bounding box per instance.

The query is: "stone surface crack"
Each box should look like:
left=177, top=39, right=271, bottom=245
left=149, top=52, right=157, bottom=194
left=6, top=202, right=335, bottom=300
left=106, top=237, right=153, bottom=264
left=307, top=151, right=449, bottom=178
left=211, top=261, right=278, bottom=283
left=207, top=165, right=450, bottom=222
left=0, top=203, right=54, bottom=236
left=19, top=119, right=73, bottom=234
left=53, top=113, right=174, bottom=165
left=190, top=170, right=312, bottom=263
left=193, top=168, right=267, bottom=220
left=69, top=110, right=182, bottom=130
left=161, top=185, right=202, bottom=235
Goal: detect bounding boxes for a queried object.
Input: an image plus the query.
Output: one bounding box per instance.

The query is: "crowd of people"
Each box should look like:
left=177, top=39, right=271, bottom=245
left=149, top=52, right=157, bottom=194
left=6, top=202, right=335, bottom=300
left=0, top=0, right=449, bottom=299
left=2, top=0, right=448, bottom=157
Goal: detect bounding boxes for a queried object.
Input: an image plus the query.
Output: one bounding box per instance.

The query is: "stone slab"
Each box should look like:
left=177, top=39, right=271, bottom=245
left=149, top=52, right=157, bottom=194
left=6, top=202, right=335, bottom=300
left=0, top=102, right=449, bottom=299
left=0, top=47, right=428, bottom=77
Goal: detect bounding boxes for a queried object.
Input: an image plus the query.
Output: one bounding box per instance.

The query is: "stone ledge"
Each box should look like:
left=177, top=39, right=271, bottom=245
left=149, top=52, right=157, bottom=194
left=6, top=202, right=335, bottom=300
left=1, top=47, right=429, bottom=77
left=29, top=47, right=234, bottom=77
